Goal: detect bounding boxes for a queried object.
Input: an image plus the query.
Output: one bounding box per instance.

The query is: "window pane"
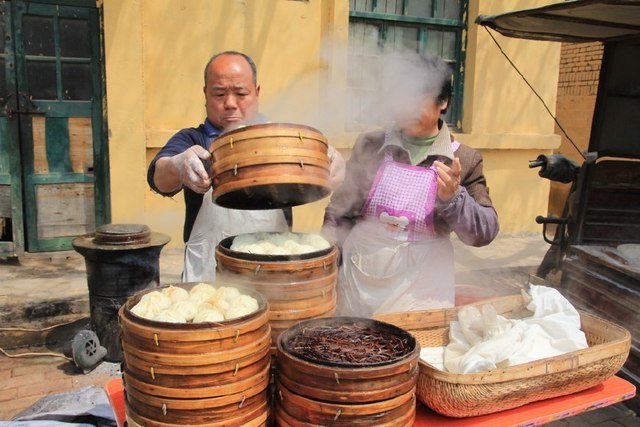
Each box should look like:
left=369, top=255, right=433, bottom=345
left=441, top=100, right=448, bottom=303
left=437, top=0, right=462, bottom=20
left=349, top=22, right=381, bottom=92
left=0, top=18, right=5, bottom=52
left=406, top=0, right=434, bottom=18
left=374, top=0, right=402, bottom=14
left=384, top=26, right=419, bottom=53
left=62, top=62, right=91, bottom=100
left=347, top=55, right=362, bottom=87
left=349, top=89, right=379, bottom=125
left=425, top=30, right=443, bottom=56
left=23, top=15, right=55, bottom=57
left=348, top=54, right=379, bottom=89
left=349, top=21, right=380, bottom=55
left=60, top=18, right=90, bottom=58
left=0, top=58, right=6, bottom=98
left=27, top=61, right=57, bottom=99
left=442, top=31, right=457, bottom=60
left=350, top=0, right=371, bottom=12
left=425, top=29, right=457, bottom=60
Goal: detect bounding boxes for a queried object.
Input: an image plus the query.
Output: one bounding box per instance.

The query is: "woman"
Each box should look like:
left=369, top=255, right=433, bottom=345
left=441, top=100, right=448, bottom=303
left=323, top=54, right=499, bottom=317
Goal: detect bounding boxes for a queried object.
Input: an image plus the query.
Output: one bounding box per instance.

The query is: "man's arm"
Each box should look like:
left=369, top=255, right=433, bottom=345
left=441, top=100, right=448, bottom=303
left=153, top=146, right=212, bottom=194
left=147, top=129, right=212, bottom=196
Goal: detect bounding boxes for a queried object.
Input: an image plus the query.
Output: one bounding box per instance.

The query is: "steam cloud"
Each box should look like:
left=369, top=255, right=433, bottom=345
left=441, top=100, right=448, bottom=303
left=261, top=35, right=452, bottom=138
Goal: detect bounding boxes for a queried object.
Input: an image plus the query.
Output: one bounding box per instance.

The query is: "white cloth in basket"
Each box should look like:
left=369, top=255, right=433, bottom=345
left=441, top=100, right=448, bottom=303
left=419, top=346, right=446, bottom=371
left=442, top=285, right=588, bottom=374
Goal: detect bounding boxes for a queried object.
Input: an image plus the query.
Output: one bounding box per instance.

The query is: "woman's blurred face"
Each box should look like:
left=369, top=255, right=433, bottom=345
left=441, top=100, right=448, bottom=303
left=397, top=96, right=448, bottom=139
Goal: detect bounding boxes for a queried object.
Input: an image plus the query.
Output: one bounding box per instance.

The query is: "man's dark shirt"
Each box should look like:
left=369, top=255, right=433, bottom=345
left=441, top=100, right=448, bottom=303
left=147, top=120, right=220, bottom=242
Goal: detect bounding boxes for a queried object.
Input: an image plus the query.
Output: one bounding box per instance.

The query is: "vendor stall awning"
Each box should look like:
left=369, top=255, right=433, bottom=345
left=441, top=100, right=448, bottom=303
left=475, top=0, right=640, bottom=43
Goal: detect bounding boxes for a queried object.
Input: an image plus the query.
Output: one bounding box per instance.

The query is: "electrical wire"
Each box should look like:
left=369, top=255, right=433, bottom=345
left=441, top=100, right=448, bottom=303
left=0, top=318, right=82, bottom=361
left=0, top=346, right=72, bottom=361
left=0, top=317, right=83, bottom=332
left=483, top=26, right=586, bottom=160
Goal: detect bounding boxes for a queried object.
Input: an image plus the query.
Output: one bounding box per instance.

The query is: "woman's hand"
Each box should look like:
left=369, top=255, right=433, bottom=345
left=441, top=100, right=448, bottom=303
left=434, top=158, right=461, bottom=202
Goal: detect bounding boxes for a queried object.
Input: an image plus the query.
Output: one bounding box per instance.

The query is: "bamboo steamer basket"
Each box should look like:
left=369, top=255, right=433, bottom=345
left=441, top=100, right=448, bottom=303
left=119, top=283, right=272, bottom=426
left=375, top=293, right=632, bottom=418
left=274, top=383, right=416, bottom=427
left=275, top=317, right=419, bottom=426
left=215, top=234, right=339, bottom=346
left=209, top=123, right=331, bottom=210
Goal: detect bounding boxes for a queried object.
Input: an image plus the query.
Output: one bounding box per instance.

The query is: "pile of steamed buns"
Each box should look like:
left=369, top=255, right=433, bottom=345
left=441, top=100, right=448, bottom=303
left=130, top=283, right=259, bottom=323
left=230, top=232, right=331, bottom=255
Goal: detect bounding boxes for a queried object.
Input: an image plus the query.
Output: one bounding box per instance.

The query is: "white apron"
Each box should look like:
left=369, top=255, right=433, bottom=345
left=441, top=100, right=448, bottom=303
left=336, top=148, right=455, bottom=318
left=182, top=188, right=288, bottom=282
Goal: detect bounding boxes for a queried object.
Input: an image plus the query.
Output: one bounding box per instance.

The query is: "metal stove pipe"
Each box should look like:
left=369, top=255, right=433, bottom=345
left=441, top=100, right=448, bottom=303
left=72, top=224, right=170, bottom=362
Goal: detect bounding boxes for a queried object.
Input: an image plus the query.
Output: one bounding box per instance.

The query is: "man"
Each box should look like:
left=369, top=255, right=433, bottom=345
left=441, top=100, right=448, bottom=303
left=148, top=51, right=344, bottom=281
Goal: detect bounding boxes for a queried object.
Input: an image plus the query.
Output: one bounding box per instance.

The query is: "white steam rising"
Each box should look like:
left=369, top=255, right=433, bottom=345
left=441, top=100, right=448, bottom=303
left=261, top=36, right=452, bottom=137
left=378, top=50, right=452, bottom=123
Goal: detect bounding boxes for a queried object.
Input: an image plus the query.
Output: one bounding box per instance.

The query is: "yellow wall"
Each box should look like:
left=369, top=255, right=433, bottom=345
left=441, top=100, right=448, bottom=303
left=461, top=0, right=561, bottom=233
left=103, top=0, right=561, bottom=247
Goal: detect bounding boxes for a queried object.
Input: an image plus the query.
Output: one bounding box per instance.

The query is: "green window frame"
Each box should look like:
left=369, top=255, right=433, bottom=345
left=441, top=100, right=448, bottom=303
left=348, top=0, right=467, bottom=130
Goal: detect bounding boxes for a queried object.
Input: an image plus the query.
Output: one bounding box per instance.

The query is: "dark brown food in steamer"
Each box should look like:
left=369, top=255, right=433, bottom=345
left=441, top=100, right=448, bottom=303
left=288, top=324, right=411, bottom=366
left=275, top=317, right=420, bottom=425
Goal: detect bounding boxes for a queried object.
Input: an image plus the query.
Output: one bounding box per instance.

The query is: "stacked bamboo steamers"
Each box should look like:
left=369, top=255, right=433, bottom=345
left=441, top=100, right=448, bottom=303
left=118, top=123, right=338, bottom=426
left=211, top=123, right=339, bottom=349
left=274, top=317, right=420, bottom=426
left=119, top=284, right=271, bottom=426
left=210, top=124, right=420, bottom=426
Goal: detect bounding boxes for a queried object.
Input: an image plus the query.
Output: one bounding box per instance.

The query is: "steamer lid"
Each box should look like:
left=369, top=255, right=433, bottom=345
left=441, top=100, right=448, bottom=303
left=210, top=122, right=331, bottom=210
left=95, top=224, right=151, bottom=245
left=72, top=223, right=170, bottom=251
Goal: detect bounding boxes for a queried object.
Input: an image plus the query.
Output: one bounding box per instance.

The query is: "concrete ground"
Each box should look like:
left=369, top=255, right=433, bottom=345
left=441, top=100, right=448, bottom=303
left=0, top=233, right=637, bottom=425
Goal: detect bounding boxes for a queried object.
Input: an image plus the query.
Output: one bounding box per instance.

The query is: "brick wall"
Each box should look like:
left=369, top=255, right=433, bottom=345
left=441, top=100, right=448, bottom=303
left=557, top=42, right=603, bottom=96
left=549, top=42, right=604, bottom=216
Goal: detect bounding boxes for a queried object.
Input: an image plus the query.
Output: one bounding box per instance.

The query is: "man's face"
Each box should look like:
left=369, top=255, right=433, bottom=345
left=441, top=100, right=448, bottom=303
left=203, top=54, right=260, bottom=130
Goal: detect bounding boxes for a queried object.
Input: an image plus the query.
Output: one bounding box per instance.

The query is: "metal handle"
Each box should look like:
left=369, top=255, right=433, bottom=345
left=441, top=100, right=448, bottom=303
left=529, top=159, right=545, bottom=168
left=536, top=215, right=568, bottom=245
left=6, top=93, right=46, bottom=118
left=535, top=215, right=567, bottom=225
left=8, top=109, right=45, bottom=115
left=7, top=101, right=46, bottom=118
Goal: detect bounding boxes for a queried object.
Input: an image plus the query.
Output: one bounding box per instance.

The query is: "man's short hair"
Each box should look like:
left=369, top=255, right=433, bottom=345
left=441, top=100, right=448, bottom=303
left=204, top=51, right=258, bottom=85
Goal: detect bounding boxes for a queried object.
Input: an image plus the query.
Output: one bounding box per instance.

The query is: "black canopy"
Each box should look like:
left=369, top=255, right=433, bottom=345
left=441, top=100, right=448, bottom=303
left=476, top=0, right=640, bottom=159
left=476, top=0, right=640, bottom=43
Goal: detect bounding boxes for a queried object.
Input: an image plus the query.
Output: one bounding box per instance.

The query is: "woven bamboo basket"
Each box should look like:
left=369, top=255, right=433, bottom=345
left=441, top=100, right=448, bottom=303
left=375, top=293, right=631, bottom=418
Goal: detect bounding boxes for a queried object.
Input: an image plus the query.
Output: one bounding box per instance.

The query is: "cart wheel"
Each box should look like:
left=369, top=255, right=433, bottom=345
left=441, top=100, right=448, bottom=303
left=71, top=330, right=107, bottom=373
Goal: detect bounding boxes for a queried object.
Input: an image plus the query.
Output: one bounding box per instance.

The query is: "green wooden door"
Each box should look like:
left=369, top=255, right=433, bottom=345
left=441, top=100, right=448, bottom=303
left=0, top=0, right=25, bottom=255
left=6, top=0, right=109, bottom=253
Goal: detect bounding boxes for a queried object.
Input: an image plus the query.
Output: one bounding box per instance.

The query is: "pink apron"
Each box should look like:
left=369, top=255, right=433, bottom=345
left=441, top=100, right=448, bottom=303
left=362, top=150, right=439, bottom=241
left=337, top=145, right=456, bottom=317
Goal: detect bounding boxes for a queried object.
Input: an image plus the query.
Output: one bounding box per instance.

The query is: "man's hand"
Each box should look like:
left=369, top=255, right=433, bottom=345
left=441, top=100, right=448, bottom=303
left=154, top=146, right=212, bottom=194
left=327, top=145, right=346, bottom=191
left=171, top=146, right=212, bottom=193
left=434, top=157, right=461, bottom=202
